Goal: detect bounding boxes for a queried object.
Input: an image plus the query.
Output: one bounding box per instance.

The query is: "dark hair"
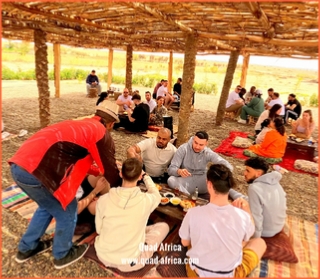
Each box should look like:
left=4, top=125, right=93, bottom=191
left=161, top=79, right=165, bottom=82
left=207, top=164, right=236, bottom=194
left=268, top=88, right=274, bottom=92
left=91, top=70, right=96, bottom=73
left=274, top=117, right=285, bottom=136
left=121, top=158, right=143, bottom=182
left=178, top=77, right=182, bottom=82
left=131, top=94, right=141, bottom=101
left=261, top=118, right=271, bottom=129
left=145, top=91, right=151, bottom=94
left=289, top=93, right=296, bottom=98
left=273, top=92, right=279, bottom=98
left=269, top=104, right=282, bottom=119
left=96, top=92, right=108, bottom=105
left=195, top=131, right=209, bottom=140
left=156, top=96, right=165, bottom=101
left=245, top=157, right=269, bottom=174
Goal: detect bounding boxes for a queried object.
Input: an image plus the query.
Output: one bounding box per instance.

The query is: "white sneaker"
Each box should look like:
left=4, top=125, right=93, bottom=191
left=237, top=119, right=247, bottom=124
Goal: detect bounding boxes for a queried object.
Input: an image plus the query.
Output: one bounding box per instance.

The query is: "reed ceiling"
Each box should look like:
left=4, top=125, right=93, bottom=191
left=2, top=1, right=318, bottom=59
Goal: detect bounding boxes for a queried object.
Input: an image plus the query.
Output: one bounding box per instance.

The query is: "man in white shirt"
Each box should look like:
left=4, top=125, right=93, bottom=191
left=116, top=88, right=133, bottom=113
left=264, top=88, right=274, bottom=108
left=225, top=85, right=245, bottom=119
left=267, top=92, right=285, bottom=117
left=94, top=158, right=169, bottom=272
left=156, top=80, right=175, bottom=109
left=127, top=128, right=176, bottom=183
left=179, top=163, right=266, bottom=277
left=143, top=91, right=156, bottom=113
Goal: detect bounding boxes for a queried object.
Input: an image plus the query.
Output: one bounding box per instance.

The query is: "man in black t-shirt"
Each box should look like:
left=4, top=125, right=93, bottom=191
left=173, top=77, right=182, bottom=96
left=125, top=94, right=150, bottom=133
left=284, top=93, right=302, bottom=123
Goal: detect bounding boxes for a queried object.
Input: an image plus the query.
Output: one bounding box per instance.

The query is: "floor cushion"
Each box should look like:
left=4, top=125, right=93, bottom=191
left=294, top=159, right=318, bottom=174
left=262, top=230, right=298, bottom=263
left=232, top=136, right=253, bottom=148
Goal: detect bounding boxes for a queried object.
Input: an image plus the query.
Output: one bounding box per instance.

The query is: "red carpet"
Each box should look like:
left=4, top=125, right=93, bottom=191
left=214, top=131, right=317, bottom=176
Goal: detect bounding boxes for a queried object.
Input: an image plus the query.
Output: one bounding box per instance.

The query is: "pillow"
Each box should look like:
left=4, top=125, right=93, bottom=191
left=148, top=125, right=161, bottom=132
left=232, top=136, right=253, bottom=148
left=156, top=248, right=188, bottom=277
left=262, top=230, right=298, bottom=263
left=294, top=159, right=318, bottom=174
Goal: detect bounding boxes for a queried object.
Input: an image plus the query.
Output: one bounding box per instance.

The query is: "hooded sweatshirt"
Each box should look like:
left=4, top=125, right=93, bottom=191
left=168, top=136, right=233, bottom=176
left=94, top=175, right=161, bottom=265
left=248, top=171, right=287, bottom=237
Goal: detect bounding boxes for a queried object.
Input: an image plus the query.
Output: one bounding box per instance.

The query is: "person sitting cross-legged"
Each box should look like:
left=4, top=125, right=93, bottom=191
left=127, top=128, right=176, bottom=183
left=244, top=117, right=287, bottom=164
left=291, top=109, right=315, bottom=139
left=238, top=89, right=264, bottom=124
left=179, top=163, right=266, bottom=278
left=94, top=158, right=169, bottom=272
left=167, top=131, right=233, bottom=195
left=225, top=85, right=245, bottom=120
left=149, top=96, right=168, bottom=127
left=229, top=157, right=287, bottom=238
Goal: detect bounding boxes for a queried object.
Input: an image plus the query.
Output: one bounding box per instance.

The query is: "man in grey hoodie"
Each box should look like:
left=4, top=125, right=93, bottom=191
left=167, top=131, right=233, bottom=195
left=229, top=157, right=287, bottom=238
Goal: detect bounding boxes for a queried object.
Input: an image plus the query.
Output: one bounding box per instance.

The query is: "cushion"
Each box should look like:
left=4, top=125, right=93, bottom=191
left=262, top=230, right=298, bottom=263
left=294, top=159, right=318, bottom=174
left=232, top=136, right=253, bottom=148
left=156, top=247, right=188, bottom=277
left=148, top=125, right=161, bottom=132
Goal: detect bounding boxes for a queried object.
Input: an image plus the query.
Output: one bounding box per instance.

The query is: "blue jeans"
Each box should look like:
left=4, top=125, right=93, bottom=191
left=10, top=163, right=78, bottom=260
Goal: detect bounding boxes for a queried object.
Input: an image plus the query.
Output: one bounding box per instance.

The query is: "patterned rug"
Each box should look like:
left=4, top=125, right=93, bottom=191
left=214, top=131, right=317, bottom=176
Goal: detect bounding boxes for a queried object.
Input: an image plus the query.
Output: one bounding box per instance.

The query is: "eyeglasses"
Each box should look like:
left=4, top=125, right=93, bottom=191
left=236, top=88, right=242, bottom=91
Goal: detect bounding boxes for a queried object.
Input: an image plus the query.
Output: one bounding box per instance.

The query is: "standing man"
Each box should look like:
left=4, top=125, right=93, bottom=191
left=86, top=70, right=101, bottom=96
left=284, top=93, right=302, bottom=123
left=225, top=85, right=245, bottom=120
left=143, top=91, right=157, bottom=113
left=8, top=100, right=121, bottom=269
left=127, top=128, right=176, bottom=183
left=229, top=157, right=287, bottom=238
left=116, top=88, right=133, bottom=113
left=125, top=94, right=150, bottom=133
left=157, top=80, right=175, bottom=109
left=267, top=92, right=285, bottom=118
left=173, top=77, right=182, bottom=98
left=167, top=131, right=233, bottom=195
left=179, top=163, right=266, bottom=277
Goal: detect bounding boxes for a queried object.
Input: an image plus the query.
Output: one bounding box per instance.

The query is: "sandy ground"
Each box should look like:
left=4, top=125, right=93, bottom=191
left=1, top=80, right=318, bottom=277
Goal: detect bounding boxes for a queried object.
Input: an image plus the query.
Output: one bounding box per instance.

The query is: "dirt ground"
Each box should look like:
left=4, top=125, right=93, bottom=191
left=1, top=80, right=318, bottom=277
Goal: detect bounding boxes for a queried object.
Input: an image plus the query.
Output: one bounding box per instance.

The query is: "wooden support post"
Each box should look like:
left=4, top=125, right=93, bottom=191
left=53, top=43, right=60, bottom=98
left=107, top=48, right=113, bottom=90
left=34, top=29, right=50, bottom=127
left=125, top=44, right=133, bottom=94
left=215, top=50, right=240, bottom=126
left=176, top=34, right=198, bottom=147
left=240, top=53, right=250, bottom=88
left=168, top=51, right=173, bottom=92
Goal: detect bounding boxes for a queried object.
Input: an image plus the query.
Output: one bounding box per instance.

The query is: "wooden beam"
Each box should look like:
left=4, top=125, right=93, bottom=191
left=177, top=34, right=198, bottom=147
left=53, top=43, right=61, bottom=98
left=168, top=51, right=173, bottom=94
left=247, top=2, right=270, bottom=30
left=125, top=44, right=133, bottom=94
left=107, top=48, right=113, bottom=90
left=240, top=53, right=250, bottom=88
left=215, top=50, right=240, bottom=126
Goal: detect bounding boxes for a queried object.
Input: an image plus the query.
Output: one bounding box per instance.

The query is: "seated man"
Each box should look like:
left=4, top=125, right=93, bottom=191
left=167, top=131, right=233, bottom=195
left=116, top=88, right=133, bottom=113
left=225, top=85, right=245, bottom=119
left=179, top=163, right=266, bottom=277
left=267, top=92, right=285, bottom=118
left=127, top=128, right=176, bottom=183
left=157, top=80, right=175, bottom=109
left=94, top=158, right=169, bottom=272
left=125, top=94, right=150, bottom=133
left=86, top=70, right=101, bottom=96
left=264, top=88, right=274, bottom=108
left=284, top=93, right=302, bottom=123
left=143, top=91, right=157, bottom=113
left=229, top=157, right=287, bottom=238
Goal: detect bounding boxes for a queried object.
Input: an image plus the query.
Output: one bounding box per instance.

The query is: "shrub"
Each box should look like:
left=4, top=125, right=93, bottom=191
left=309, top=93, right=318, bottom=107
left=112, top=75, right=125, bottom=84
left=193, top=82, right=218, bottom=95
left=2, top=66, right=17, bottom=80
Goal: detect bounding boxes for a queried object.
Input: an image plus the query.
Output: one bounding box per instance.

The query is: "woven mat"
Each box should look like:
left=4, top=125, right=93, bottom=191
left=214, top=131, right=317, bottom=176
left=249, top=215, right=318, bottom=277
left=142, top=124, right=178, bottom=139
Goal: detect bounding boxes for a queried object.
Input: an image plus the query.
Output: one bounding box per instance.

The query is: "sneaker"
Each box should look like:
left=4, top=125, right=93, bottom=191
left=54, top=244, right=89, bottom=269
left=237, top=119, right=247, bottom=124
left=15, top=240, right=53, bottom=263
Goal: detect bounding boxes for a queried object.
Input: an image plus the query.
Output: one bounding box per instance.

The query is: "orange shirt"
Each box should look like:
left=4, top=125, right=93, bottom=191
left=248, top=129, right=287, bottom=158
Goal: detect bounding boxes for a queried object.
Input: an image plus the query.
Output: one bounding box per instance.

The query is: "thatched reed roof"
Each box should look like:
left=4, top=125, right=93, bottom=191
left=2, top=1, right=318, bottom=59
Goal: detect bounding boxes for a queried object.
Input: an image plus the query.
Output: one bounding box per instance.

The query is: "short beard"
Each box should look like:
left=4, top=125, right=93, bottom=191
left=246, top=176, right=257, bottom=184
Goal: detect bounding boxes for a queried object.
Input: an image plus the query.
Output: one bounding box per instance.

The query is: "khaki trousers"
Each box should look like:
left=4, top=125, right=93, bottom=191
left=225, top=103, right=244, bottom=118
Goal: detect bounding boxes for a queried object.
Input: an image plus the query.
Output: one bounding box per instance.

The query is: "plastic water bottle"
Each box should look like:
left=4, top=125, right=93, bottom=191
left=308, top=137, right=313, bottom=146
left=191, top=187, right=198, bottom=201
